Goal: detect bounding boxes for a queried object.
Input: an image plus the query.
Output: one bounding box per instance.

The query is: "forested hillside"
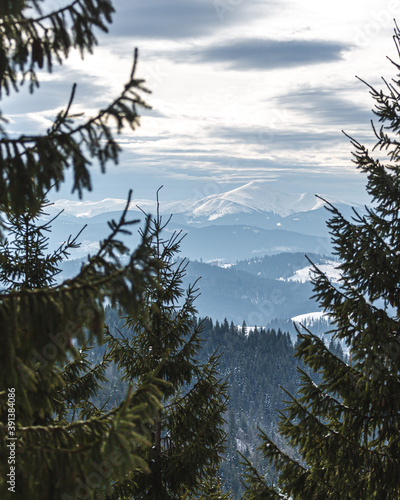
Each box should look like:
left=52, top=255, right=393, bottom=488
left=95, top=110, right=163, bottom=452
left=2, top=1, right=400, bottom=499
left=102, top=307, right=344, bottom=498
left=59, top=253, right=324, bottom=325
left=232, top=252, right=335, bottom=280
left=183, top=260, right=317, bottom=325
left=198, top=319, right=298, bottom=497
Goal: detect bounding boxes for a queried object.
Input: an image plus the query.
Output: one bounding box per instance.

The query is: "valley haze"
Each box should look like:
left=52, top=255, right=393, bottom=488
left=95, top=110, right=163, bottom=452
left=48, top=182, right=350, bottom=329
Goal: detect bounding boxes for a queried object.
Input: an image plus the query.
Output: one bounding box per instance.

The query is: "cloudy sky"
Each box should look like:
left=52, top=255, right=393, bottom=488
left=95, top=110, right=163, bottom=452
left=5, top=0, right=400, bottom=205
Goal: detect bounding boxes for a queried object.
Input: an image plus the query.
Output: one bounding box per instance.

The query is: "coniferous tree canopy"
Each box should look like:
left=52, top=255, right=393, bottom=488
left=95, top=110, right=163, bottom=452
left=189, top=465, right=234, bottom=500
left=0, top=186, right=167, bottom=499
left=0, top=0, right=148, bottom=215
left=106, top=195, right=230, bottom=499
left=102, top=308, right=305, bottom=499
left=242, top=24, right=400, bottom=500
left=0, top=2, right=166, bottom=499
left=0, top=189, right=85, bottom=290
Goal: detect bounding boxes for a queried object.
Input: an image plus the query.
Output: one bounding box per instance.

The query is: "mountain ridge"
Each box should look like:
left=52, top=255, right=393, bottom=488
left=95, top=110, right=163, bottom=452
left=50, top=181, right=357, bottom=221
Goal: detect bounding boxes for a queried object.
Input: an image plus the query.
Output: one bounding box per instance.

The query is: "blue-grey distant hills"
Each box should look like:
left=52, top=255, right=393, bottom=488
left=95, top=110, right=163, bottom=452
left=51, top=178, right=353, bottom=323
left=58, top=251, right=334, bottom=326
left=47, top=182, right=351, bottom=324
left=182, top=253, right=334, bottom=325
left=47, top=181, right=361, bottom=263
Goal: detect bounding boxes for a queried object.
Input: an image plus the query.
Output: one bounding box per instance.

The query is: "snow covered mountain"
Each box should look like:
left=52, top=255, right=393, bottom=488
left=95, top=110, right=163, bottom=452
left=45, top=181, right=361, bottom=262
left=51, top=181, right=354, bottom=222
left=186, top=181, right=327, bottom=219
left=45, top=183, right=359, bottom=328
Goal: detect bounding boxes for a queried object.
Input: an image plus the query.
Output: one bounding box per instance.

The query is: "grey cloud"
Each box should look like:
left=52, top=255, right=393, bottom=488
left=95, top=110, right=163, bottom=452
left=108, top=0, right=272, bottom=39
left=2, top=65, right=160, bottom=135
left=49, top=145, right=368, bottom=205
left=115, top=151, right=369, bottom=204
left=2, top=69, right=109, bottom=117
left=273, top=87, right=374, bottom=126
left=187, top=38, right=349, bottom=70
left=135, top=155, right=370, bottom=204
left=209, top=124, right=346, bottom=150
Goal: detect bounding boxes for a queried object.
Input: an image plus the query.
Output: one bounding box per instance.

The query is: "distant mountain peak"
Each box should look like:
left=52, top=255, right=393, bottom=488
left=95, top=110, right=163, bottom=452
left=188, top=181, right=326, bottom=219
left=50, top=181, right=351, bottom=220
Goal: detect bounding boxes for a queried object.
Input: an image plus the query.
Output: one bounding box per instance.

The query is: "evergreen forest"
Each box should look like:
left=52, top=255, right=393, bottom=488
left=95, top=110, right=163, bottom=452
left=1, top=2, right=400, bottom=499
left=101, top=308, right=343, bottom=498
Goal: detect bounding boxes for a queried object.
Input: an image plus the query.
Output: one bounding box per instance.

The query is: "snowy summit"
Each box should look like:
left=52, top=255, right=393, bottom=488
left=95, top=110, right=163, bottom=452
left=51, top=181, right=333, bottom=220
left=187, top=181, right=326, bottom=219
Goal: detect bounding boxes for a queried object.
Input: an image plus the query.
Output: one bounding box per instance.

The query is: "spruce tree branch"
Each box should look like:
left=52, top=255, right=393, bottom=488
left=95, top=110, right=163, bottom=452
left=77, top=189, right=138, bottom=266
left=48, top=83, right=78, bottom=135
left=163, top=350, right=227, bottom=411
left=0, top=55, right=150, bottom=212
left=295, top=366, right=369, bottom=422
left=49, top=222, right=87, bottom=266
left=1, top=62, right=148, bottom=147
left=0, top=0, right=115, bottom=99
left=0, top=259, right=128, bottom=299
left=240, top=451, right=289, bottom=499
left=17, top=375, right=162, bottom=436
left=52, top=190, right=152, bottom=291
left=13, top=0, right=89, bottom=25
left=279, top=386, right=389, bottom=459
left=59, top=354, right=109, bottom=399
left=305, top=254, right=392, bottom=319
left=255, top=428, right=308, bottom=475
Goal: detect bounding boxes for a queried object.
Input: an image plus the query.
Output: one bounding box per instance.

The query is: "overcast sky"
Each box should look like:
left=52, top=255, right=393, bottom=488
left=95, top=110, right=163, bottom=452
left=5, top=0, right=400, bottom=205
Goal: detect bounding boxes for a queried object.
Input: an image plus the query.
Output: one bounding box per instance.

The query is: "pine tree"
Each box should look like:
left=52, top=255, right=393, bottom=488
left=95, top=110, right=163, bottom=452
left=0, top=188, right=165, bottom=499
left=0, top=0, right=149, bottom=216
left=0, top=2, right=165, bottom=498
left=188, top=466, right=234, bottom=499
left=242, top=25, right=400, bottom=500
left=0, top=189, right=84, bottom=290
left=106, top=192, right=229, bottom=499
left=0, top=190, right=106, bottom=426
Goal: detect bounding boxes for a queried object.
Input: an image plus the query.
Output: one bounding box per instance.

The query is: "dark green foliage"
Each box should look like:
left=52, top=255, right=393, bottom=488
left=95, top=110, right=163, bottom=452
left=242, top=25, right=400, bottom=500
left=0, top=190, right=84, bottom=290
left=198, top=320, right=299, bottom=498
left=191, top=466, right=234, bottom=499
left=0, top=0, right=114, bottom=95
left=101, top=309, right=321, bottom=499
left=0, top=190, right=166, bottom=499
left=106, top=200, right=229, bottom=499
left=0, top=2, right=167, bottom=498
left=0, top=1, right=149, bottom=215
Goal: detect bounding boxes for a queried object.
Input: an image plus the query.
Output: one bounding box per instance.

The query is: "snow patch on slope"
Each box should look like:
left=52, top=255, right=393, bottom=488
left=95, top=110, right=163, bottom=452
left=287, top=260, right=341, bottom=283
left=291, top=311, right=326, bottom=324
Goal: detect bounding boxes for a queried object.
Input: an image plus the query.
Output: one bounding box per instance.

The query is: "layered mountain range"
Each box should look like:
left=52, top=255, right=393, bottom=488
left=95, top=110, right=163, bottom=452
left=52, top=180, right=352, bottom=221
left=46, top=181, right=356, bottom=325
left=49, top=181, right=359, bottom=262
